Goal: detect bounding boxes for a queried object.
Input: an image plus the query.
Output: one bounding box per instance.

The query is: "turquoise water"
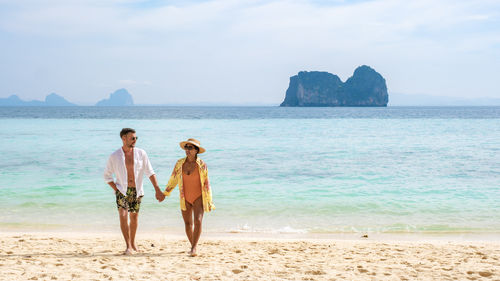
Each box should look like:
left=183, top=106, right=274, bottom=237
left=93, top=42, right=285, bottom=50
left=1, top=107, right=499, bottom=234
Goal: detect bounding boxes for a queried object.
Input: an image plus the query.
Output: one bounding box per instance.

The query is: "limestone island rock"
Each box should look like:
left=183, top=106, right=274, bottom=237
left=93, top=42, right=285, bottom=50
left=44, top=93, right=76, bottom=106
left=280, top=65, right=388, bottom=107
left=96, top=89, right=134, bottom=106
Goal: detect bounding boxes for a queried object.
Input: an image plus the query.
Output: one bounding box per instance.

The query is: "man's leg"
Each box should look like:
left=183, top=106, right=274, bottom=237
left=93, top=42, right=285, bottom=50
left=127, top=193, right=142, bottom=252
left=190, top=196, right=204, bottom=257
left=129, top=212, right=139, bottom=251
left=181, top=202, right=194, bottom=249
left=118, top=208, right=132, bottom=255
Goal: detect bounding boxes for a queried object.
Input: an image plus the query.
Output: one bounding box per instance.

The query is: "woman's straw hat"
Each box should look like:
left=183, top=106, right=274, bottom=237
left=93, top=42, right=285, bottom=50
left=179, top=138, right=206, bottom=154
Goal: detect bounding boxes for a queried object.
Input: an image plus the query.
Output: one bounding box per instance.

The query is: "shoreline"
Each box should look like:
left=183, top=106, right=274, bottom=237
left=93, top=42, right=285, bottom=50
left=2, top=230, right=500, bottom=242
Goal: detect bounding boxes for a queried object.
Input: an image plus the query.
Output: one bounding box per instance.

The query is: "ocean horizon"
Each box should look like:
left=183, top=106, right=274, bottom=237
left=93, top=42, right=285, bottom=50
left=1, top=106, right=499, bottom=235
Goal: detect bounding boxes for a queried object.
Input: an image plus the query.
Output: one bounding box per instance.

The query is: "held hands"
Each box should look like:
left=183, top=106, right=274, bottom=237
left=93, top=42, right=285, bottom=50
left=155, top=189, right=166, bottom=202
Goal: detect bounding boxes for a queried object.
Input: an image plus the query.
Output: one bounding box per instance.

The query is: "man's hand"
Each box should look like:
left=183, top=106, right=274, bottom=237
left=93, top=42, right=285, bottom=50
left=107, top=182, right=118, bottom=193
left=155, top=189, right=165, bottom=202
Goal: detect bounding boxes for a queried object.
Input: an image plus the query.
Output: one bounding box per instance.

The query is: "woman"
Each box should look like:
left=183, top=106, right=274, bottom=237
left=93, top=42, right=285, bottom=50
left=163, top=138, right=215, bottom=256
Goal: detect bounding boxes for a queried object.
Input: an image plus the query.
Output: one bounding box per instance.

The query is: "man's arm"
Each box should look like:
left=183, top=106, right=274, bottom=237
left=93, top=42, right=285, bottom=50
left=143, top=152, right=164, bottom=202
left=149, top=174, right=165, bottom=202
left=104, top=156, right=117, bottom=192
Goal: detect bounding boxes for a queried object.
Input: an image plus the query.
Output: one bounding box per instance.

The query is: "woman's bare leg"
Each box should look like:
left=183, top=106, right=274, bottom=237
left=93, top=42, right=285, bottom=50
left=190, top=197, right=204, bottom=256
left=181, top=202, right=194, bottom=247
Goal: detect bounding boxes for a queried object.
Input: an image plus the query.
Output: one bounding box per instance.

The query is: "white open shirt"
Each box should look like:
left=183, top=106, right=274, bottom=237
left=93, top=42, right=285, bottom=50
left=104, top=147, right=155, bottom=197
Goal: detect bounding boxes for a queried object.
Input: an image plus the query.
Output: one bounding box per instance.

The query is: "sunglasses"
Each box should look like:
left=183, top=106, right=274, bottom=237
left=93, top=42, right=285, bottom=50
left=130, top=136, right=138, bottom=141
left=184, top=145, right=196, bottom=150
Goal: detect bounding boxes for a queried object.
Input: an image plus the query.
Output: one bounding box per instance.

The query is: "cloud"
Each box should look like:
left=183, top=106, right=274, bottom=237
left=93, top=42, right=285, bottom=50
left=1, top=0, right=499, bottom=102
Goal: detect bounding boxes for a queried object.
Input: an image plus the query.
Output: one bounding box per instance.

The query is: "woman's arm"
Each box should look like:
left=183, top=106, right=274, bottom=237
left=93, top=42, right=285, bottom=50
left=202, top=162, right=215, bottom=211
left=163, top=161, right=180, bottom=196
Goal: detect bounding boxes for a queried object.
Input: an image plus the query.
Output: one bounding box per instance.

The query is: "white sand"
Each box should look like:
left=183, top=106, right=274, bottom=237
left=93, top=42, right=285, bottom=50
left=1, top=232, right=499, bottom=280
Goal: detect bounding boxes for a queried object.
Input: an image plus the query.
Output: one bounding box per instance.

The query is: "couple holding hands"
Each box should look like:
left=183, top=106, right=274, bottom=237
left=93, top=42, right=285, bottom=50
left=104, top=128, right=215, bottom=256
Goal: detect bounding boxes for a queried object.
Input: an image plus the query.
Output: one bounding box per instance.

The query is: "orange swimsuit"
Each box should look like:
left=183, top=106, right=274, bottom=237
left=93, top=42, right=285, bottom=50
left=183, top=167, right=202, bottom=205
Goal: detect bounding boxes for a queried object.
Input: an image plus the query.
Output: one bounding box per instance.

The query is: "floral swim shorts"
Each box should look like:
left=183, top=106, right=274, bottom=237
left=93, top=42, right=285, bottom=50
left=116, top=187, right=143, bottom=213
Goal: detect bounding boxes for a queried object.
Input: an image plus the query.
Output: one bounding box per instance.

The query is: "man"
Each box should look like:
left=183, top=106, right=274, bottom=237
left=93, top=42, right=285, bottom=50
left=104, top=128, right=165, bottom=255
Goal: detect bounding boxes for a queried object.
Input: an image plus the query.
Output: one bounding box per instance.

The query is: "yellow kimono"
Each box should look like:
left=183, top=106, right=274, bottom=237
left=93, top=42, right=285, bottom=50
left=163, top=157, right=215, bottom=212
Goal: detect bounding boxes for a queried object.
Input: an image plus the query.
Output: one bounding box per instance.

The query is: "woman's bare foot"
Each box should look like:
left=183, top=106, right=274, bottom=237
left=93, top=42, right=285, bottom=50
left=123, top=248, right=133, bottom=255
left=190, top=247, right=198, bottom=257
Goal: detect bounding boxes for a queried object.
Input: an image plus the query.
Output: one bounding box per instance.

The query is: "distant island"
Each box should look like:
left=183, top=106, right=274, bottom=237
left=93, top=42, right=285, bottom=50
left=0, top=89, right=134, bottom=106
left=95, top=89, right=134, bottom=106
left=2, top=83, right=499, bottom=107
left=280, top=65, right=388, bottom=107
left=0, top=93, right=76, bottom=106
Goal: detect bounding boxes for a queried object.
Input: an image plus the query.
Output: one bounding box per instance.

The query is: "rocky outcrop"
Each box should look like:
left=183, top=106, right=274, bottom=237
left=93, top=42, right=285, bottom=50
left=44, top=93, right=75, bottom=106
left=280, top=65, right=388, bottom=107
left=95, top=89, right=134, bottom=106
left=0, top=95, right=34, bottom=106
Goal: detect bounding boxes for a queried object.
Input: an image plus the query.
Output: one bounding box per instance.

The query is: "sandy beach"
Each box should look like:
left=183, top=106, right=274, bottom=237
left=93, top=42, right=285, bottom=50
left=1, top=232, right=499, bottom=280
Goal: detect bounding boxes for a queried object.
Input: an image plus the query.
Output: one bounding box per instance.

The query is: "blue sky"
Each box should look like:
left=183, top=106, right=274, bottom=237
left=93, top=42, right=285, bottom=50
left=1, top=0, right=499, bottom=105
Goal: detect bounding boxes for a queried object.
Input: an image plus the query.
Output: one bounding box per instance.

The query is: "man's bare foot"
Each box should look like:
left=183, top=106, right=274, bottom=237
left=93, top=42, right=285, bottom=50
left=190, top=247, right=198, bottom=257
left=123, top=248, right=133, bottom=255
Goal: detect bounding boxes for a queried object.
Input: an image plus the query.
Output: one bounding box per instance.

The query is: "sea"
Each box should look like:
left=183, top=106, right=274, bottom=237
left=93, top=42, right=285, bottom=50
left=1, top=106, right=499, bottom=236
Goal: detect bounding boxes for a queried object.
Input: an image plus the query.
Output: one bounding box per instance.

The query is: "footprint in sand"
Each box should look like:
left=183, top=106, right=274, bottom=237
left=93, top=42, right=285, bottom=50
left=268, top=248, right=280, bottom=255
left=305, top=270, right=325, bottom=275
left=232, top=269, right=243, bottom=274
left=478, top=272, right=493, bottom=277
left=358, top=268, right=369, bottom=273
left=357, top=265, right=369, bottom=273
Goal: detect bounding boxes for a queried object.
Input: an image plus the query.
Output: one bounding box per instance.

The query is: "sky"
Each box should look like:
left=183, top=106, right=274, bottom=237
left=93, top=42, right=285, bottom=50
left=0, top=0, right=499, bottom=105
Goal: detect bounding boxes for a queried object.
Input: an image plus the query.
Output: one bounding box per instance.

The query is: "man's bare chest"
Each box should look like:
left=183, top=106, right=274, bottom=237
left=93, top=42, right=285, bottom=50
left=124, top=153, right=134, bottom=168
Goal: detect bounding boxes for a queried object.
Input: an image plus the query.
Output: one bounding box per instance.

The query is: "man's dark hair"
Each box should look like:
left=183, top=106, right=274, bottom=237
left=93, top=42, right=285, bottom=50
left=120, top=128, right=136, bottom=138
